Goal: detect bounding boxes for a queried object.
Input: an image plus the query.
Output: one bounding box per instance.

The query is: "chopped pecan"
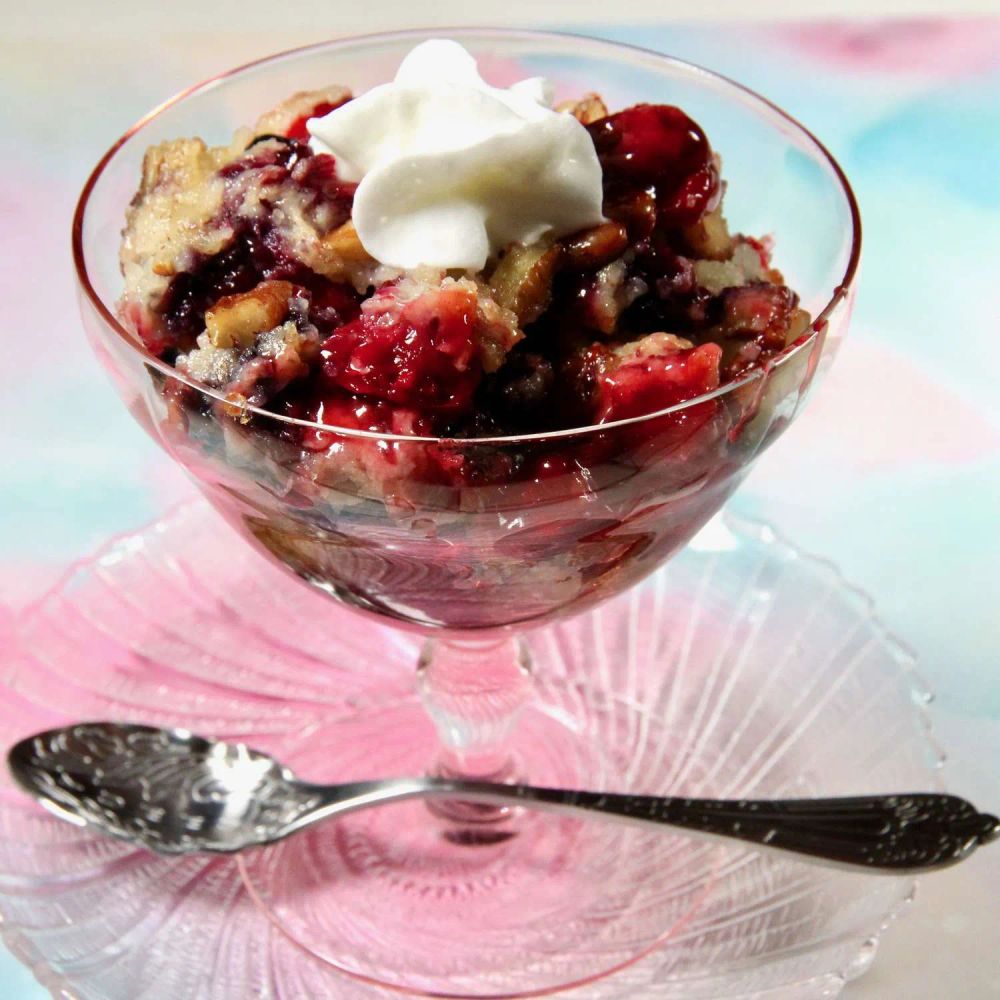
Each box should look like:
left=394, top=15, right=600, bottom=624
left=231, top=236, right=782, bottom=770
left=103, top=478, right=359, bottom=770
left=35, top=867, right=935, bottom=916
left=716, top=282, right=799, bottom=348
left=561, top=222, right=628, bottom=271
left=578, top=259, right=648, bottom=336
left=205, top=279, right=294, bottom=349
left=489, top=242, right=562, bottom=325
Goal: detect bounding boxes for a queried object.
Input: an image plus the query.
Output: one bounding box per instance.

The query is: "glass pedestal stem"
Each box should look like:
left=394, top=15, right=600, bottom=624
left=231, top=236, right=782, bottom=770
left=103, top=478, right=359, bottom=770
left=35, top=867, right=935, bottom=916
left=418, top=635, right=533, bottom=821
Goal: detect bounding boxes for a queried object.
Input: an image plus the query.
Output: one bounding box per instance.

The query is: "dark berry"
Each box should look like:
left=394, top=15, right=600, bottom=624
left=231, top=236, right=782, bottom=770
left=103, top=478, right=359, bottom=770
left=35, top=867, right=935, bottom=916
left=587, top=104, right=710, bottom=190
left=480, top=352, right=555, bottom=428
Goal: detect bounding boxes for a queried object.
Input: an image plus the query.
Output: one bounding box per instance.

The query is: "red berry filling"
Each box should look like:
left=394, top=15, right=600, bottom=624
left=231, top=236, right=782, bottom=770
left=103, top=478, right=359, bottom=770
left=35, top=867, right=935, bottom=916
left=596, top=343, right=721, bottom=423
left=320, top=284, right=481, bottom=414
left=285, top=99, right=346, bottom=141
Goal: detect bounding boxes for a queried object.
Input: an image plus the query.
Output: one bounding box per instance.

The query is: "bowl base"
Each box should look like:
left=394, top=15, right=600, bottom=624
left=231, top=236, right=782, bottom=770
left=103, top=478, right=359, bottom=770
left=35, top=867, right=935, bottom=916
left=240, top=692, right=720, bottom=997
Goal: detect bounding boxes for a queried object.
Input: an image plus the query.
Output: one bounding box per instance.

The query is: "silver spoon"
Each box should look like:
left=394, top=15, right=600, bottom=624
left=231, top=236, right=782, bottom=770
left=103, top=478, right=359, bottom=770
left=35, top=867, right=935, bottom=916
left=8, top=722, right=997, bottom=873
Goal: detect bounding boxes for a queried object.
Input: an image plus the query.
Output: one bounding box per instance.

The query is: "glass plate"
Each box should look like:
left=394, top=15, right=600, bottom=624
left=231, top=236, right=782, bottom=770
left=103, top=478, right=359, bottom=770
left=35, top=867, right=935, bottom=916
left=0, top=503, right=940, bottom=999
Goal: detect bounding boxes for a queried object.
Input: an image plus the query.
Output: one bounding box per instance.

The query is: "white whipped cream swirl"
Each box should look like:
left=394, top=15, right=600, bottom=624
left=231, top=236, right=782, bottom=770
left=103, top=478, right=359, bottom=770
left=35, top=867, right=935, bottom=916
left=308, top=39, right=605, bottom=271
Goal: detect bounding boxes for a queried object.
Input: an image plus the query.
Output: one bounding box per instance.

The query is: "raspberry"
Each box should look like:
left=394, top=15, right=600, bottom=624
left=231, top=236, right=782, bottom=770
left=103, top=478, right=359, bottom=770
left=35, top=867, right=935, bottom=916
left=320, top=283, right=481, bottom=413
left=596, top=343, right=721, bottom=423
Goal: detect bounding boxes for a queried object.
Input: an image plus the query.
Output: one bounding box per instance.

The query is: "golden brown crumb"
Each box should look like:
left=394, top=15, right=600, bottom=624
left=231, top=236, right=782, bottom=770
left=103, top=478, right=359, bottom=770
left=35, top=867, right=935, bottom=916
left=138, top=138, right=230, bottom=199
left=692, top=259, right=745, bottom=295
left=120, top=138, right=235, bottom=325
left=614, top=332, right=695, bottom=361
left=473, top=287, right=524, bottom=372
left=252, top=86, right=352, bottom=137
left=681, top=205, right=733, bottom=261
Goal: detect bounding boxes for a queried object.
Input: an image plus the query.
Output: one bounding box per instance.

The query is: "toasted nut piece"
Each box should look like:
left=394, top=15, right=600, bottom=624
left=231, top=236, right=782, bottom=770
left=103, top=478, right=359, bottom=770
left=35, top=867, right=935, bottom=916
left=713, top=282, right=800, bottom=349
left=562, top=222, right=628, bottom=271
left=152, top=261, right=175, bottom=277
left=253, top=86, right=352, bottom=137
left=489, top=243, right=562, bottom=325
left=206, top=280, right=294, bottom=349
left=681, top=205, right=733, bottom=261
left=555, top=92, right=608, bottom=125
left=312, top=221, right=376, bottom=282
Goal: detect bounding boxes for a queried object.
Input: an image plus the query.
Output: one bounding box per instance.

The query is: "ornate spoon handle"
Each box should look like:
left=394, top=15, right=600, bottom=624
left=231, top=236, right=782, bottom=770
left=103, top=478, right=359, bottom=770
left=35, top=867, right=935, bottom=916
left=415, top=783, right=999, bottom=873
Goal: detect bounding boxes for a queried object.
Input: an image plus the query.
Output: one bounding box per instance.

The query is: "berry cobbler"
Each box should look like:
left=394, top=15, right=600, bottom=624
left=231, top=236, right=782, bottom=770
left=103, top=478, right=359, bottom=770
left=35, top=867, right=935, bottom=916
left=121, top=42, right=807, bottom=457
left=115, top=40, right=819, bottom=626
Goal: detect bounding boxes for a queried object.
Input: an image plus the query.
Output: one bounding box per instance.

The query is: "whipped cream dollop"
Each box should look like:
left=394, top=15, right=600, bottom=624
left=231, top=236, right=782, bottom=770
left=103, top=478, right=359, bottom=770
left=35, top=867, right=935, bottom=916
left=308, top=40, right=606, bottom=271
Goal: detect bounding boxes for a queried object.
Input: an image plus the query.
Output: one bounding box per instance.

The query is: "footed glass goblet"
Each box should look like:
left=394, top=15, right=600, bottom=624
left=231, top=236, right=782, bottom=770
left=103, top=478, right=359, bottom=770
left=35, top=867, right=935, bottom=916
left=74, top=28, right=859, bottom=997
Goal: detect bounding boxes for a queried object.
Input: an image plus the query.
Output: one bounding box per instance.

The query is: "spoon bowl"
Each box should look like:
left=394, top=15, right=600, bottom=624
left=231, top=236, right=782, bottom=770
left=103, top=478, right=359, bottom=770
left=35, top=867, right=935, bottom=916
left=8, top=723, right=305, bottom=853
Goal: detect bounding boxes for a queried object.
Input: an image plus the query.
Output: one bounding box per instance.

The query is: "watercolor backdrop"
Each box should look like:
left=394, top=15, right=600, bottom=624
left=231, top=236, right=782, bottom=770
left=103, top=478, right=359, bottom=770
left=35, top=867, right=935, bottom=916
left=1, top=16, right=997, bottom=998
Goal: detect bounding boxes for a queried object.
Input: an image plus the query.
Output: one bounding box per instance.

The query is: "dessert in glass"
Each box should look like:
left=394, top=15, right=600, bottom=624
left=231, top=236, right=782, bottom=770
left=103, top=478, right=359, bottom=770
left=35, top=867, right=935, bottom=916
left=74, top=29, right=860, bottom=996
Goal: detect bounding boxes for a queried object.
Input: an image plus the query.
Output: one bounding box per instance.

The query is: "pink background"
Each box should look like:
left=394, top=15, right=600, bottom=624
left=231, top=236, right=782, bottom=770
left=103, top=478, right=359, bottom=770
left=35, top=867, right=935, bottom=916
left=2, top=12, right=998, bottom=998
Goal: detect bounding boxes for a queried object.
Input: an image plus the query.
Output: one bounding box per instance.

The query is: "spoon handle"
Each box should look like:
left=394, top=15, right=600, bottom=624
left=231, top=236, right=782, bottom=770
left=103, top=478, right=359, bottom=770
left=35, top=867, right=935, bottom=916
left=424, top=782, right=999, bottom=874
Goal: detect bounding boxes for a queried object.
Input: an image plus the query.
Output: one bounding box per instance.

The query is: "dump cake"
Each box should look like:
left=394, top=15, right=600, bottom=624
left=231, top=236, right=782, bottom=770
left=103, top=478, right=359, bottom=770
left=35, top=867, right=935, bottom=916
left=120, top=40, right=809, bottom=492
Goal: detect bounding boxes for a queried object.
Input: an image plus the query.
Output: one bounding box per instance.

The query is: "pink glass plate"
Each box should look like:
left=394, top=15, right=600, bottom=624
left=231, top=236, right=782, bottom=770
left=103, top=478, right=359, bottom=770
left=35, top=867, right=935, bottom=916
left=0, top=503, right=940, bottom=999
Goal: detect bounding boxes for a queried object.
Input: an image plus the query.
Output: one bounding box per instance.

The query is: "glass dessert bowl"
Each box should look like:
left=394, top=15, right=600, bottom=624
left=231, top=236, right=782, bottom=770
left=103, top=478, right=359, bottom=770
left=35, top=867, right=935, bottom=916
left=73, top=28, right=860, bottom=997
